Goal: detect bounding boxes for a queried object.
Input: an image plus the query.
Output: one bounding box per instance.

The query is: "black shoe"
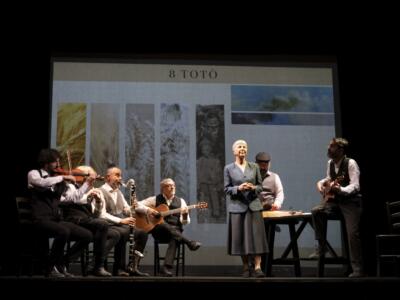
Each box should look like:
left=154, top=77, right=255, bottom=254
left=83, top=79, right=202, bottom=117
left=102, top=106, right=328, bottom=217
left=129, top=269, right=150, bottom=277
left=242, top=269, right=251, bottom=278
left=160, top=266, right=173, bottom=277
left=187, top=241, right=201, bottom=251
left=48, top=266, right=65, bottom=278
left=92, top=267, right=112, bottom=277
left=114, top=269, right=130, bottom=277
left=253, top=268, right=265, bottom=278
left=56, top=265, right=75, bottom=278
left=348, top=271, right=366, bottom=278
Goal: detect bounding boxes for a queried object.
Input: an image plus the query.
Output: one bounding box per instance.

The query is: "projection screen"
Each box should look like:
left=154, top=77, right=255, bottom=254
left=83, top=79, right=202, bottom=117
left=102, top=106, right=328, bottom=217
left=51, top=57, right=340, bottom=265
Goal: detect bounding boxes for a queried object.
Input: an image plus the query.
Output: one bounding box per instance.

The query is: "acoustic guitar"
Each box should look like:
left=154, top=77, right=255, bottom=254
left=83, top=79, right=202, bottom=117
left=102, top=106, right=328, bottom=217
left=322, top=175, right=344, bottom=202
left=135, top=202, right=208, bottom=233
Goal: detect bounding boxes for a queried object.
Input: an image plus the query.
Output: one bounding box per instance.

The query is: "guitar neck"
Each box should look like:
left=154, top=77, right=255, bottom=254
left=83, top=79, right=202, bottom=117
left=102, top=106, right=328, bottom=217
left=161, top=204, right=198, bottom=217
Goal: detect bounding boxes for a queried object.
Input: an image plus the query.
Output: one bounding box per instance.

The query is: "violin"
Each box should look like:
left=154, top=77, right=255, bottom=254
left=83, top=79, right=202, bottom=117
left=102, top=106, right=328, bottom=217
left=53, top=167, right=105, bottom=184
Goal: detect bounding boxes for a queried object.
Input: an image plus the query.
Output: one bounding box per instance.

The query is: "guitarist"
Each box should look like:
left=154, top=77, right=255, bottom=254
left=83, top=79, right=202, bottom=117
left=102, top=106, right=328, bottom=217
left=311, top=138, right=364, bottom=277
left=137, top=178, right=202, bottom=277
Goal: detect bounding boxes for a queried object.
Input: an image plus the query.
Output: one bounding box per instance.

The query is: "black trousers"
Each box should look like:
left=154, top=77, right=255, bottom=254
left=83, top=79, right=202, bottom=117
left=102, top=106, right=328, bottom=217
left=74, top=218, right=118, bottom=269
left=311, top=198, right=363, bottom=272
left=150, top=222, right=188, bottom=267
left=34, top=219, right=92, bottom=270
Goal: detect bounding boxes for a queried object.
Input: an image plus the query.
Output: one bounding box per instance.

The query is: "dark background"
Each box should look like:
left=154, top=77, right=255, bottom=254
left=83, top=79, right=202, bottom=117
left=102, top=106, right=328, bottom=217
left=5, top=28, right=398, bottom=276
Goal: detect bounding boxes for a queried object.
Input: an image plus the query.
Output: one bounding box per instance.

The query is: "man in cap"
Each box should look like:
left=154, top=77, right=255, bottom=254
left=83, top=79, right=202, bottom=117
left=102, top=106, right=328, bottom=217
left=255, top=152, right=284, bottom=211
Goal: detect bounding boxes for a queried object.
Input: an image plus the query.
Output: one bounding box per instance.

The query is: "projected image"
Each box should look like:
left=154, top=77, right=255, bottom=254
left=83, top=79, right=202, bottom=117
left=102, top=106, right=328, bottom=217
left=231, top=85, right=334, bottom=125
left=90, top=104, right=120, bottom=175
left=56, top=103, right=87, bottom=168
left=196, top=105, right=226, bottom=223
left=125, top=104, right=155, bottom=201
left=160, top=104, right=190, bottom=202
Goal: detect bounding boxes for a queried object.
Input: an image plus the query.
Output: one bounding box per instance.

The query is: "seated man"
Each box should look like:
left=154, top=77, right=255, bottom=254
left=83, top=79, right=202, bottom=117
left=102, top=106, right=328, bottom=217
left=60, top=166, right=121, bottom=277
left=137, top=178, right=201, bottom=277
left=97, top=166, right=149, bottom=276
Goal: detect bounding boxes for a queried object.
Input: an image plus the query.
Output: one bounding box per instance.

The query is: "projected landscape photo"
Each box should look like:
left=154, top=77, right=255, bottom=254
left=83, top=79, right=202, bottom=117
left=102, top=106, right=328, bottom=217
left=231, top=85, right=334, bottom=125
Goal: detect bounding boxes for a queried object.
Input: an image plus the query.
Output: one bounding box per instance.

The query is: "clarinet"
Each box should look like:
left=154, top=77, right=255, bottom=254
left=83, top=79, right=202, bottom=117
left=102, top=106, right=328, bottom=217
left=125, top=179, right=144, bottom=273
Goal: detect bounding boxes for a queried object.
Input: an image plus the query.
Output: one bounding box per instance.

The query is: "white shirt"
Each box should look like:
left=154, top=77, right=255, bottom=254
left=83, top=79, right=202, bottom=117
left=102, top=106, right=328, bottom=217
left=318, top=158, right=360, bottom=196
left=138, top=194, right=190, bottom=225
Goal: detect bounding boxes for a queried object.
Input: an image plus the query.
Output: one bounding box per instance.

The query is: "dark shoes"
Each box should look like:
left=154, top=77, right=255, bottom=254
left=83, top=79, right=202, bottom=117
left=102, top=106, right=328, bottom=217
left=160, top=266, right=173, bottom=277
left=114, top=269, right=130, bottom=277
left=129, top=269, right=150, bottom=277
left=187, top=240, right=201, bottom=251
left=348, top=271, right=366, bottom=278
left=242, top=268, right=265, bottom=278
left=253, top=268, right=265, bottom=278
left=48, top=266, right=65, bottom=278
left=92, top=267, right=112, bottom=277
left=56, top=265, right=75, bottom=277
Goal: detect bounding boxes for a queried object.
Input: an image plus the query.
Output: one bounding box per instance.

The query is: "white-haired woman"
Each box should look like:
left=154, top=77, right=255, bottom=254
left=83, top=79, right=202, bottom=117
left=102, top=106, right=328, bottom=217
left=224, top=140, right=267, bottom=278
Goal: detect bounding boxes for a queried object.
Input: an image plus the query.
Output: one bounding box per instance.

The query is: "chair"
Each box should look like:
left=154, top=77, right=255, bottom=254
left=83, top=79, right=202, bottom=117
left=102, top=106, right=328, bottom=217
left=153, top=238, right=185, bottom=276
left=376, top=201, right=400, bottom=276
left=15, top=197, right=50, bottom=276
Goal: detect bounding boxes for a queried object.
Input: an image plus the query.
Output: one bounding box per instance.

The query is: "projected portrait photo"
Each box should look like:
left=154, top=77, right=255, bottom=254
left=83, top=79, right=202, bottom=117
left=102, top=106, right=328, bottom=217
left=196, top=105, right=226, bottom=223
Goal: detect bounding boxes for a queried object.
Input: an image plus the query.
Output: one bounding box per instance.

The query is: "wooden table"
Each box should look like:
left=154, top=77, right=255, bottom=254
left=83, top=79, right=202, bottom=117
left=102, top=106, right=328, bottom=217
left=262, top=210, right=312, bottom=277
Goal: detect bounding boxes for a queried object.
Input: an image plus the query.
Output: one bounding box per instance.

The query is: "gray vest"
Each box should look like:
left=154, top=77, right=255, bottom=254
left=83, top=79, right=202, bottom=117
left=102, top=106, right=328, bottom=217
left=258, top=172, right=278, bottom=209
left=100, top=187, right=126, bottom=218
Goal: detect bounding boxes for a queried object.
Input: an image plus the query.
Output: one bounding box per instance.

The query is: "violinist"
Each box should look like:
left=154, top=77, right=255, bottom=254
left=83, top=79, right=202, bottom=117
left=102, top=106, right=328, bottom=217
left=27, top=148, right=93, bottom=278
left=97, top=166, right=149, bottom=276
left=60, top=165, right=120, bottom=277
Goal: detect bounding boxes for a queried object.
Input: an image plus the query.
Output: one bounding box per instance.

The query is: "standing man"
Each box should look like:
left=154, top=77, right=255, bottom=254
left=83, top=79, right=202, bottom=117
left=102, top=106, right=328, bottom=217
left=255, top=152, right=284, bottom=211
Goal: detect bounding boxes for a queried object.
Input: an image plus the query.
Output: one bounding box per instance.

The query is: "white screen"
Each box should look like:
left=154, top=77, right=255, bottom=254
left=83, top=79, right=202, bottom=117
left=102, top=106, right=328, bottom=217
left=51, top=59, right=339, bottom=265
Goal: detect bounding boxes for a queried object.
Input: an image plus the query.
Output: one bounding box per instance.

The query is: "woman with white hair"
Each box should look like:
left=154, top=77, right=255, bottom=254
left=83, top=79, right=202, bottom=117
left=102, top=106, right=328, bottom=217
left=224, top=140, right=267, bottom=278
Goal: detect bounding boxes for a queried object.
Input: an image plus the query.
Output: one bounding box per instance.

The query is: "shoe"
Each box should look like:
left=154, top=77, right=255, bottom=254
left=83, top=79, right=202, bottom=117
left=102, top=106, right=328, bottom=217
left=308, top=247, right=328, bottom=259
left=92, top=267, right=112, bottom=277
left=242, top=269, right=251, bottom=278
left=129, top=269, right=150, bottom=277
left=114, top=269, right=130, bottom=277
left=187, top=240, right=201, bottom=251
left=253, top=268, right=265, bottom=278
left=48, top=266, right=65, bottom=278
left=160, top=266, right=173, bottom=277
left=348, top=271, right=366, bottom=278
left=56, top=265, right=75, bottom=278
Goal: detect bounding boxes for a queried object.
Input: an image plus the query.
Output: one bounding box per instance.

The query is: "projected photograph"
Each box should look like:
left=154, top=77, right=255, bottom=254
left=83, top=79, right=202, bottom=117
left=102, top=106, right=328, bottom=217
left=160, top=103, right=190, bottom=202
left=90, top=103, right=120, bottom=175
left=56, top=103, right=87, bottom=168
left=125, top=104, right=155, bottom=201
left=231, top=85, right=334, bottom=125
left=196, top=105, right=226, bottom=223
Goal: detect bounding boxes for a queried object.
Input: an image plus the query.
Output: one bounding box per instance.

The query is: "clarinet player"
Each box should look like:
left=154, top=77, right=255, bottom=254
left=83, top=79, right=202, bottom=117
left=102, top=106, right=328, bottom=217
left=98, top=166, right=150, bottom=276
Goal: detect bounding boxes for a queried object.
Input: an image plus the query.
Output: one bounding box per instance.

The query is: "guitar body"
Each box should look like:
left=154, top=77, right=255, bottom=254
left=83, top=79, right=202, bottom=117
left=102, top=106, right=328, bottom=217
left=322, top=176, right=344, bottom=202
left=135, top=204, right=169, bottom=233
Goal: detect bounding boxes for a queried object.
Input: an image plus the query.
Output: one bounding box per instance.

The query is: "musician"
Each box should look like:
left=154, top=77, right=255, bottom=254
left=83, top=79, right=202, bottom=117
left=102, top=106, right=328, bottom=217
left=60, top=165, right=120, bottom=277
left=224, top=140, right=267, bottom=278
left=27, top=149, right=92, bottom=277
left=311, top=138, right=365, bottom=277
left=137, top=178, right=201, bottom=277
left=255, top=152, right=285, bottom=211
left=97, top=166, right=149, bottom=276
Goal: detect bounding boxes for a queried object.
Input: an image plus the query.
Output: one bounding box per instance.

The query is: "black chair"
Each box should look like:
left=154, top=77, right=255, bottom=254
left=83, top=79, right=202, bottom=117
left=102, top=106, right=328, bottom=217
left=153, top=238, right=185, bottom=276
left=15, top=197, right=50, bottom=276
left=376, top=201, right=400, bottom=276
